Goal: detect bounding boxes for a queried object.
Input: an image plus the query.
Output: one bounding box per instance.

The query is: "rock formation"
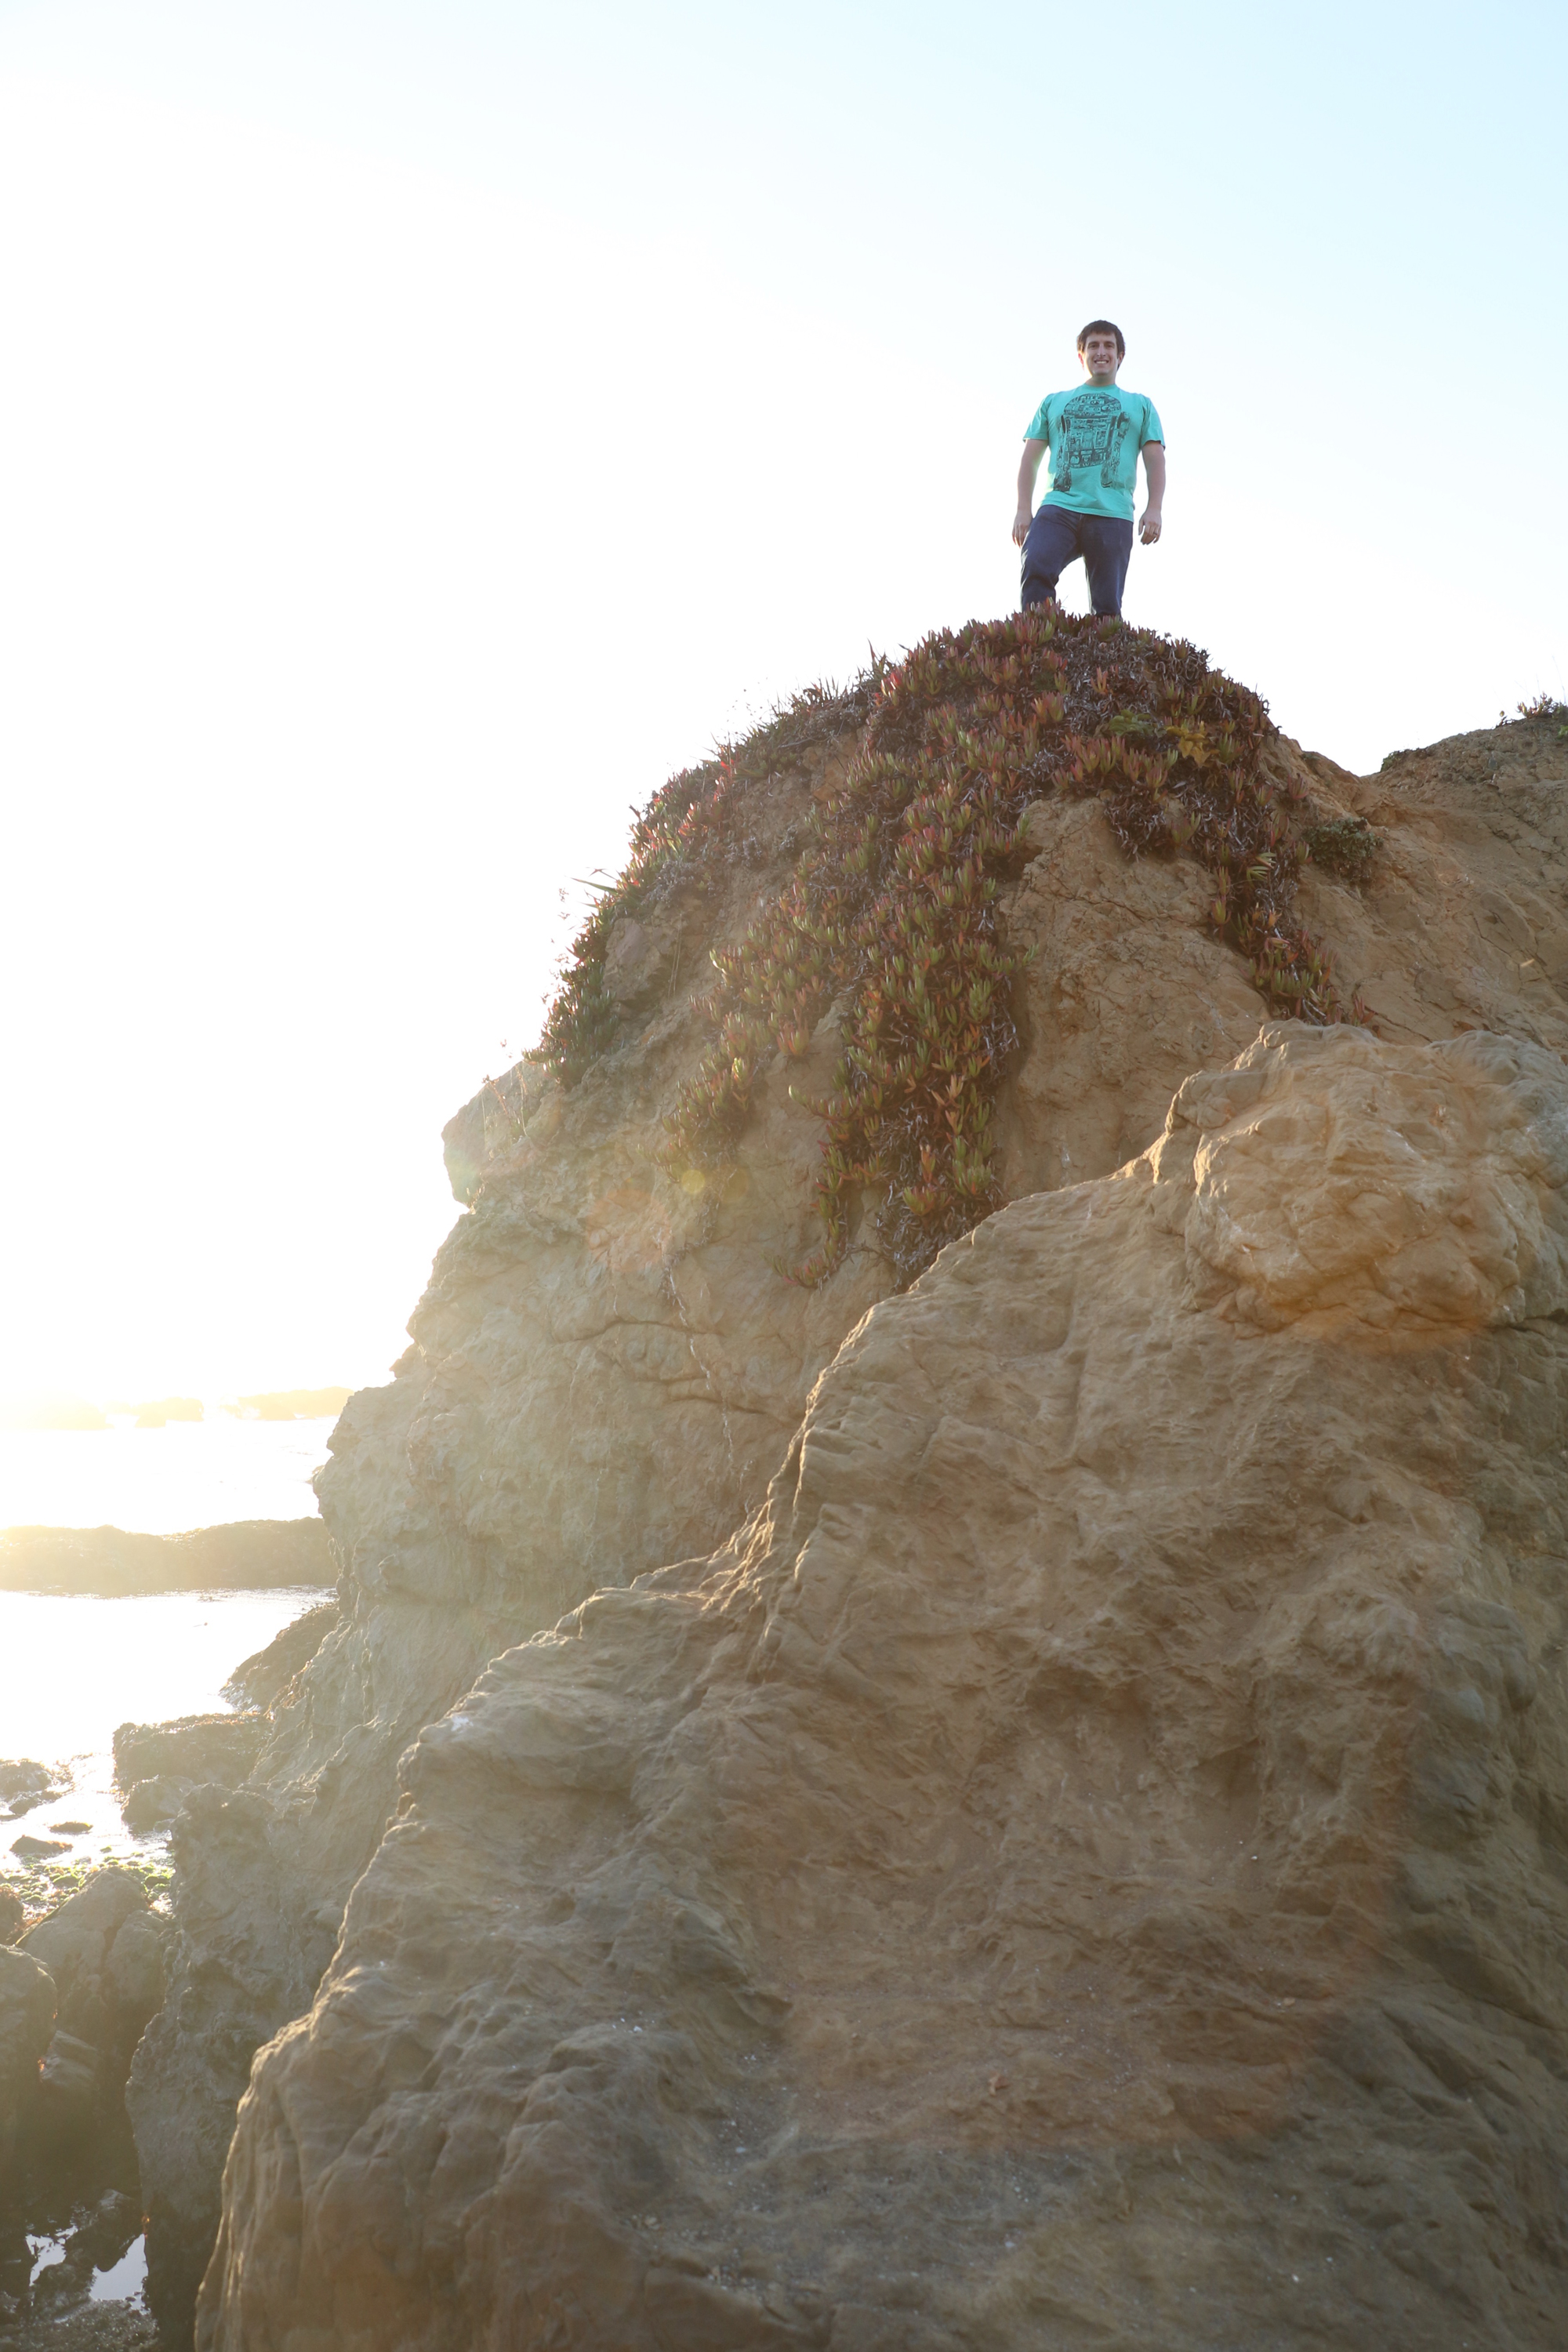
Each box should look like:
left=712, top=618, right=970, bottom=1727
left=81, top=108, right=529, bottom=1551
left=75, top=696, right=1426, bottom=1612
left=122, top=626, right=1568, bottom=2344
left=201, top=1022, right=1568, bottom=2349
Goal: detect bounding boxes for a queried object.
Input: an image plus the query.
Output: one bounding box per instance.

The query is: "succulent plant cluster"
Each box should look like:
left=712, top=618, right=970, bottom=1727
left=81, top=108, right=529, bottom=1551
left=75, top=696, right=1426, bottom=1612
left=539, top=608, right=1362, bottom=1287
left=1303, top=815, right=1378, bottom=884
left=536, top=674, right=881, bottom=1087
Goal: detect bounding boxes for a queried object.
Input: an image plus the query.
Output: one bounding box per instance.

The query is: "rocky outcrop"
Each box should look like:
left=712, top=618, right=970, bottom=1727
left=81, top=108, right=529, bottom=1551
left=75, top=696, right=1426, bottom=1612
left=201, top=1022, right=1568, bottom=2348
left=0, top=1521, right=332, bottom=1597
left=132, top=686, right=1568, bottom=2339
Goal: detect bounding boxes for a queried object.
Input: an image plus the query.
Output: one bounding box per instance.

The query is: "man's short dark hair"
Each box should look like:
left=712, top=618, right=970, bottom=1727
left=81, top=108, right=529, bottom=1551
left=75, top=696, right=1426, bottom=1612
left=1076, top=318, right=1126, bottom=358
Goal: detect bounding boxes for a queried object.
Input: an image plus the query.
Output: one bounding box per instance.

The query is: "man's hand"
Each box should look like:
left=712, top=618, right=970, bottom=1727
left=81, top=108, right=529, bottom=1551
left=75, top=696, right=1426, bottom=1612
left=1014, top=439, right=1046, bottom=548
left=1138, top=441, right=1166, bottom=546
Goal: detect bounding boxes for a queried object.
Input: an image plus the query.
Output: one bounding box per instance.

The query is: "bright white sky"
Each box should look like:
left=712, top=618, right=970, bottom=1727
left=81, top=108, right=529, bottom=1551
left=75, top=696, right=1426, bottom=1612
left=1, top=0, right=1563, bottom=1406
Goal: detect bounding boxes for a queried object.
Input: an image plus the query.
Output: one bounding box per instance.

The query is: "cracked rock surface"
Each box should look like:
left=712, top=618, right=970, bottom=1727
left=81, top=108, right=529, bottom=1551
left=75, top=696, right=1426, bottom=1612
left=202, top=1023, right=1568, bottom=2349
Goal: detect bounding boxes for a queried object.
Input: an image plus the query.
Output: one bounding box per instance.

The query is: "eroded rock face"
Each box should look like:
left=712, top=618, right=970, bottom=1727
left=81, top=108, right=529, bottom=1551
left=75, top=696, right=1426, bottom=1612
left=201, top=1025, right=1568, bottom=2350
left=136, top=706, right=1568, bottom=2336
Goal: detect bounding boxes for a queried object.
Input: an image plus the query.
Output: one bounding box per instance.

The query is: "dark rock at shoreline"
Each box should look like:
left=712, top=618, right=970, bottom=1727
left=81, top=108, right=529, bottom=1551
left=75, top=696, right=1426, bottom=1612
left=112, top=1718, right=262, bottom=1797
left=32, top=2031, right=102, bottom=2145
left=121, top=1779, right=191, bottom=1836
left=0, top=1943, right=55, bottom=2188
left=0, top=1518, right=333, bottom=1597
left=0, top=1765, right=66, bottom=1821
left=221, top=1602, right=337, bottom=1711
left=0, top=1890, right=23, bottom=1946
left=22, top=1872, right=165, bottom=2063
left=9, top=1840, right=68, bottom=1864
left=17, top=1871, right=167, bottom=2176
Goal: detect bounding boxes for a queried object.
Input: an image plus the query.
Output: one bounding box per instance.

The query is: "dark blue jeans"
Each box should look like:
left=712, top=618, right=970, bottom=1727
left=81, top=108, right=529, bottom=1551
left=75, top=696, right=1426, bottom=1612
left=1021, top=505, right=1134, bottom=616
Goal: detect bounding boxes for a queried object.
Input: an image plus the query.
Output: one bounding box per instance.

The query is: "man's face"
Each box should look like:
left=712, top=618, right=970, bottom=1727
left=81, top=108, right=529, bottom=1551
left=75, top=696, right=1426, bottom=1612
left=1079, top=333, right=1122, bottom=383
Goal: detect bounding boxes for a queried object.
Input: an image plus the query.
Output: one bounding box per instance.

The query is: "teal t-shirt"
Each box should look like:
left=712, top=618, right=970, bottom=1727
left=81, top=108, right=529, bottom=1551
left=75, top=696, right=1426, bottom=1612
left=1023, top=385, right=1164, bottom=521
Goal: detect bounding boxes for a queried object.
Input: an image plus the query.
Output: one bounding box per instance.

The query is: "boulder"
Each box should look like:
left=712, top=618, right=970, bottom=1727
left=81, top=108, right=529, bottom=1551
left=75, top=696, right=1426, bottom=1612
left=111, top=1715, right=263, bottom=1794
left=22, top=1869, right=165, bottom=2061
left=200, top=1025, right=1568, bottom=2350
left=11, top=1871, right=166, bottom=2187
left=0, top=1942, right=55, bottom=2186
left=0, top=1886, right=24, bottom=1944
left=31, top=2027, right=103, bottom=2148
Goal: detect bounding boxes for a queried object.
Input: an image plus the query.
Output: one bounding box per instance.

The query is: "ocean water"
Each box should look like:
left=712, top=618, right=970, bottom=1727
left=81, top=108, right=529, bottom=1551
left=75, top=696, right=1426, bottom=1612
left=0, top=1585, right=332, bottom=1898
left=0, top=1412, right=339, bottom=1534
left=2, top=1415, right=344, bottom=1908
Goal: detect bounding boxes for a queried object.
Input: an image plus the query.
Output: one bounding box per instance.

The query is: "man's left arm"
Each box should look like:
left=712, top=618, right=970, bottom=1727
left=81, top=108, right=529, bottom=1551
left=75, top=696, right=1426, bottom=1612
left=1139, top=441, right=1166, bottom=545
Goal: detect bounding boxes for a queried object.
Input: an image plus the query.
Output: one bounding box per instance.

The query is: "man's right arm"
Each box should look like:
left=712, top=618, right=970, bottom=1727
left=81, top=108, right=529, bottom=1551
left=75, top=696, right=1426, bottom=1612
left=1013, top=440, right=1046, bottom=547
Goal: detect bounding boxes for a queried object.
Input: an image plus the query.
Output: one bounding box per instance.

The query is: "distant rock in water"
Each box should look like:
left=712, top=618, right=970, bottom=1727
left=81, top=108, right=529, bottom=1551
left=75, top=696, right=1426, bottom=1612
left=223, top=1387, right=352, bottom=1421
left=105, top=1396, right=204, bottom=1428
left=0, top=1517, right=333, bottom=1595
left=0, top=1392, right=108, bottom=1432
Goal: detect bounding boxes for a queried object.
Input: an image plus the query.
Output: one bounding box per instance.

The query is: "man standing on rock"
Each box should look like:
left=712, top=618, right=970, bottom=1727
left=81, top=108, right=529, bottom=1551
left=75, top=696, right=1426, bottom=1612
left=1012, top=320, right=1165, bottom=619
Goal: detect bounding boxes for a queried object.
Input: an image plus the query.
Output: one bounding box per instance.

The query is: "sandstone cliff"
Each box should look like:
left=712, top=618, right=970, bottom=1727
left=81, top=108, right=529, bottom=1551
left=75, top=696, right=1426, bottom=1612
left=127, top=617, right=1568, bottom=2343
left=203, top=1022, right=1568, bottom=2349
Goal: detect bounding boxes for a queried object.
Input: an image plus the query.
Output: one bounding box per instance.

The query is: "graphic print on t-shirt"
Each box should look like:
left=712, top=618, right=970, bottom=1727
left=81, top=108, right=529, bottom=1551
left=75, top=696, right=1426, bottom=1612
left=1052, top=390, right=1130, bottom=495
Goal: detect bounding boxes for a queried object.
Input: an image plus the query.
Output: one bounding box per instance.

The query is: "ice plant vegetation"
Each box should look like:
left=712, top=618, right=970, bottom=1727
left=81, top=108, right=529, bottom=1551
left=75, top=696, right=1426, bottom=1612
left=539, top=612, right=1364, bottom=1286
